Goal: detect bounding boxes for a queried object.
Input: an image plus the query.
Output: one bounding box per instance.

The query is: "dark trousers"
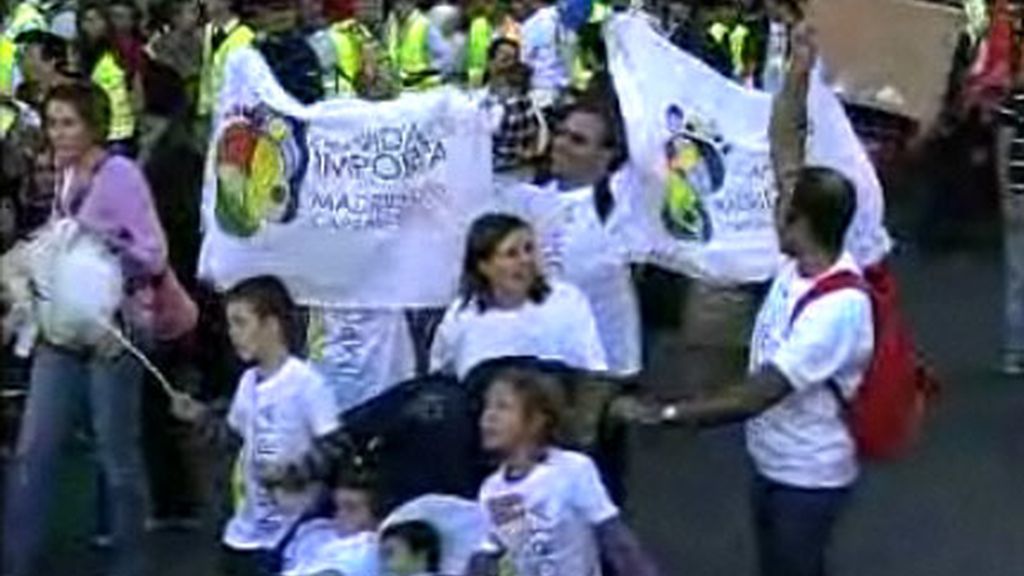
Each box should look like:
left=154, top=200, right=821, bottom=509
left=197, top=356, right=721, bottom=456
left=143, top=336, right=203, bottom=519
left=751, top=474, right=852, bottom=576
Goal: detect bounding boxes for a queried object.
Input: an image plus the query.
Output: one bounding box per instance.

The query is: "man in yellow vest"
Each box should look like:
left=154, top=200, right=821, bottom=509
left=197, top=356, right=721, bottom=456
left=2, top=0, right=47, bottom=98
left=198, top=0, right=255, bottom=126
left=386, top=0, right=452, bottom=91
left=570, top=0, right=613, bottom=92
left=312, top=0, right=373, bottom=97
left=90, top=50, right=138, bottom=147
left=464, top=0, right=493, bottom=88
left=704, top=2, right=753, bottom=83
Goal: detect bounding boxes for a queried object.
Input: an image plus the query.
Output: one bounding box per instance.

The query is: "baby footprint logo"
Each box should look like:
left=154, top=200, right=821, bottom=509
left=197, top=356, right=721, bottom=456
left=215, top=106, right=308, bottom=237
left=661, top=104, right=727, bottom=243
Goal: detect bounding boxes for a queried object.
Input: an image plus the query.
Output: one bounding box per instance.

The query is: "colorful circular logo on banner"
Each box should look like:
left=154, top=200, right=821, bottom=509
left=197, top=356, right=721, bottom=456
left=661, top=104, right=726, bottom=243
left=214, top=106, right=308, bottom=237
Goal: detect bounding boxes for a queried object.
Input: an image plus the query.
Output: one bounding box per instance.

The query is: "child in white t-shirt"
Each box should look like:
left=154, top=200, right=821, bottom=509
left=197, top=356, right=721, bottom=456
left=379, top=520, right=444, bottom=576
left=466, top=366, right=660, bottom=576
left=171, top=276, right=347, bottom=576
left=280, top=464, right=382, bottom=576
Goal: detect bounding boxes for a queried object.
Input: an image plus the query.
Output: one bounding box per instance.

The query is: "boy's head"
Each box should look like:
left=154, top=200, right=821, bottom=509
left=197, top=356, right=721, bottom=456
left=380, top=520, right=442, bottom=576
left=331, top=474, right=380, bottom=536
left=775, top=167, right=857, bottom=260
left=224, top=275, right=295, bottom=363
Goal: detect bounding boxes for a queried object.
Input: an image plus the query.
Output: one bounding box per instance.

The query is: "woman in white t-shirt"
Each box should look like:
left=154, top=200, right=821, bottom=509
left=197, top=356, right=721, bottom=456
left=429, top=213, right=608, bottom=380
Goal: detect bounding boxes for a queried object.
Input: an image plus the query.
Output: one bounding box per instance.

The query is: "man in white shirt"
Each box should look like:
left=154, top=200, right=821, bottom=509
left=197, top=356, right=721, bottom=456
left=500, top=96, right=643, bottom=380
left=623, top=26, right=874, bottom=576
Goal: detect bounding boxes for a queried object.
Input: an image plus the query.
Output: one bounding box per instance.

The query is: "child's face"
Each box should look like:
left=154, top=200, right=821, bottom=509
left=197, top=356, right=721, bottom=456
left=225, top=300, right=279, bottom=363
left=481, top=380, right=536, bottom=454
left=333, top=487, right=375, bottom=535
left=380, top=536, right=426, bottom=576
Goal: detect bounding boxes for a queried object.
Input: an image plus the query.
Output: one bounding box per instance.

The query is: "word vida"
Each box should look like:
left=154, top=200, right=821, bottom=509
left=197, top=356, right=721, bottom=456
left=312, top=123, right=448, bottom=183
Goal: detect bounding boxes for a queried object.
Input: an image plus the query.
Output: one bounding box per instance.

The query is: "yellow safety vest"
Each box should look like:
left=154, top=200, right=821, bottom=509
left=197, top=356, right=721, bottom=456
left=0, top=102, right=17, bottom=138
left=465, top=16, right=492, bottom=88
left=570, top=1, right=612, bottom=91
left=387, top=10, right=439, bottom=91
left=6, top=1, right=46, bottom=39
left=0, top=36, right=15, bottom=97
left=198, top=19, right=255, bottom=117
left=708, top=22, right=750, bottom=80
left=326, top=20, right=368, bottom=96
left=90, top=52, right=135, bottom=141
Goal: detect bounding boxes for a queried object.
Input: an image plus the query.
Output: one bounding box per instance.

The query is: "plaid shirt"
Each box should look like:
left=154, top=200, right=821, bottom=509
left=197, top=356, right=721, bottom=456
left=484, top=93, right=541, bottom=172
left=998, top=87, right=1024, bottom=195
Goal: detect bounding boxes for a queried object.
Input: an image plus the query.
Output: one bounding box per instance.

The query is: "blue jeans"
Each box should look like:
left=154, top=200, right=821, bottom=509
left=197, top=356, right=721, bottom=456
left=751, top=475, right=852, bottom=576
left=2, top=343, right=146, bottom=576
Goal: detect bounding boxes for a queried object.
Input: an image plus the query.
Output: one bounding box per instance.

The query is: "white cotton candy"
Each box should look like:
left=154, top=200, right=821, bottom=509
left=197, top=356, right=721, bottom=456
left=28, top=219, right=123, bottom=349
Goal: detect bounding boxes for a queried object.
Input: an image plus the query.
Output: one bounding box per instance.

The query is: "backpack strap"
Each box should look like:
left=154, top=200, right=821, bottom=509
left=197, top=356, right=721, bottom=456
left=790, top=270, right=869, bottom=409
left=789, top=270, right=867, bottom=328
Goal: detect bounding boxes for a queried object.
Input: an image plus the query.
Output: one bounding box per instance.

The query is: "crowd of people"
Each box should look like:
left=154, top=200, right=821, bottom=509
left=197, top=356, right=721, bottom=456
left=0, top=1, right=1021, bottom=576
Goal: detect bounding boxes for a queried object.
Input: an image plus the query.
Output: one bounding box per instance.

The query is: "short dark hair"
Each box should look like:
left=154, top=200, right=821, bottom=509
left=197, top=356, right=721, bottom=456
left=486, top=364, right=567, bottom=446
left=380, top=520, right=443, bottom=573
left=459, top=213, right=550, bottom=312
left=563, top=89, right=628, bottom=169
left=44, top=81, right=111, bottom=143
left=14, top=30, right=70, bottom=69
left=487, top=37, right=520, bottom=63
left=225, top=275, right=297, bottom=346
left=330, top=458, right=385, bottom=520
left=789, top=166, right=857, bottom=253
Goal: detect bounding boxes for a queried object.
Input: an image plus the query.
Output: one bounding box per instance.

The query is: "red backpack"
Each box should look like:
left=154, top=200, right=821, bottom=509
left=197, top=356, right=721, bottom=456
left=790, top=262, right=940, bottom=461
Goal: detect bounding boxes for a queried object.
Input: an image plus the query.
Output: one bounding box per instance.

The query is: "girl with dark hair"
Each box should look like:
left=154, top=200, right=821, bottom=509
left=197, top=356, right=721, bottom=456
left=429, top=213, right=607, bottom=380
left=1, top=80, right=168, bottom=576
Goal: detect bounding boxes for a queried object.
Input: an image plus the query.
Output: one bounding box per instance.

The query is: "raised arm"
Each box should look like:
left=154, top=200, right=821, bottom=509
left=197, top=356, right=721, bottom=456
left=769, top=23, right=816, bottom=204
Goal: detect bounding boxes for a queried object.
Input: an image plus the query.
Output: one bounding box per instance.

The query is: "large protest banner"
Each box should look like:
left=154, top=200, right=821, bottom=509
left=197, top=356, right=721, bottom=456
left=197, top=48, right=494, bottom=307
left=606, top=14, right=891, bottom=283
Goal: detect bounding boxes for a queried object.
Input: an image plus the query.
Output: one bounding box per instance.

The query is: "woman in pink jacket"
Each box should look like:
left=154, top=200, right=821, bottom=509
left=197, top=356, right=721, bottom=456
left=2, top=81, right=168, bottom=576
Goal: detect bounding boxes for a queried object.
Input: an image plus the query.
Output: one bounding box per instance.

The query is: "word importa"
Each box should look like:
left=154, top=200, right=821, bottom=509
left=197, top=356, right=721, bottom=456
left=311, top=123, right=448, bottom=183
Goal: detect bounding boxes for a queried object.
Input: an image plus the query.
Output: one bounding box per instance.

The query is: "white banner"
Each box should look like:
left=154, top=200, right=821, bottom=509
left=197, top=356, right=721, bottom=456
left=198, top=49, right=494, bottom=307
left=606, top=15, right=890, bottom=283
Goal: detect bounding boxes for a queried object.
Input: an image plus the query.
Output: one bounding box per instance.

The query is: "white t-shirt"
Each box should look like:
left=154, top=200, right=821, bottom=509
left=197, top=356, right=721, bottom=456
left=281, top=521, right=379, bottom=576
left=224, top=358, right=342, bottom=550
left=745, top=253, right=874, bottom=489
left=479, top=448, right=620, bottom=576
left=521, top=6, right=571, bottom=95
left=308, top=308, right=416, bottom=414
left=500, top=179, right=642, bottom=376
left=430, top=280, right=608, bottom=379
